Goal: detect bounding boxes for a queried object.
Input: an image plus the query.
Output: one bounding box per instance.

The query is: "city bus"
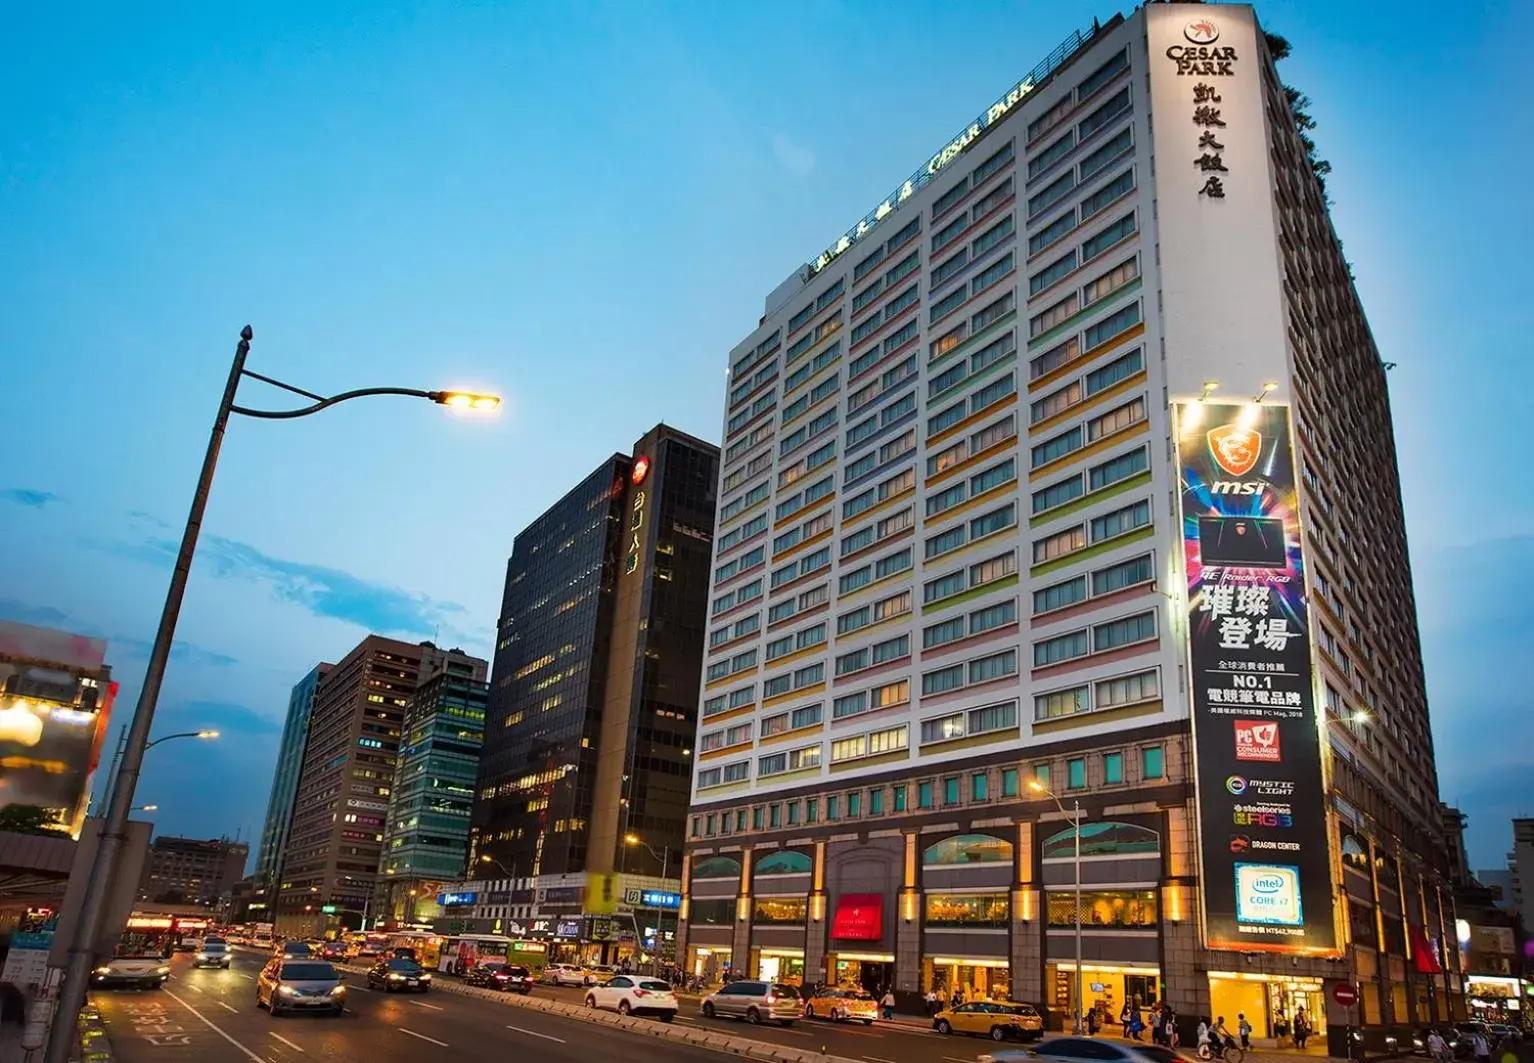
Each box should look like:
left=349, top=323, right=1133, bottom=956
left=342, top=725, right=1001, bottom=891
left=437, top=934, right=516, bottom=976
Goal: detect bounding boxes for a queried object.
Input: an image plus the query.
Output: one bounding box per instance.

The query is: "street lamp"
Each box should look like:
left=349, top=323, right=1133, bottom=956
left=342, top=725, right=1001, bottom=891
left=1030, top=777, right=1086, bottom=1034
left=479, top=854, right=518, bottom=881
left=47, top=326, right=499, bottom=1063
left=131, top=805, right=157, bottom=813
left=625, top=834, right=673, bottom=976
left=97, top=728, right=220, bottom=813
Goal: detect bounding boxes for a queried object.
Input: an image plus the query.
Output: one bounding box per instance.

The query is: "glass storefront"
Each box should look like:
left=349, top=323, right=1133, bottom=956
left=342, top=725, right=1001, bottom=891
left=827, top=952, right=895, bottom=995
left=1048, top=963, right=1162, bottom=1027
left=754, top=897, right=808, bottom=924
left=923, top=956, right=1011, bottom=1002
left=753, top=948, right=805, bottom=985
left=1208, top=972, right=1323, bottom=1040
left=925, top=893, right=1009, bottom=928
left=685, top=945, right=723, bottom=981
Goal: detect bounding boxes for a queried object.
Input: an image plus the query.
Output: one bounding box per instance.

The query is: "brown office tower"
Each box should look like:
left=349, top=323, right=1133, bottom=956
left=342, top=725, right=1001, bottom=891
left=274, top=636, right=483, bottom=937
left=472, top=424, right=717, bottom=964
left=679, top=3, right=1456, bottom=1045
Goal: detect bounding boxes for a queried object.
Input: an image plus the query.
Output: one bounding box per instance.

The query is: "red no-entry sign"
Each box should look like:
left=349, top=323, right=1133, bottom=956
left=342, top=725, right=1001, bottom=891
left=1332, top=983, right=1359, bottom=1007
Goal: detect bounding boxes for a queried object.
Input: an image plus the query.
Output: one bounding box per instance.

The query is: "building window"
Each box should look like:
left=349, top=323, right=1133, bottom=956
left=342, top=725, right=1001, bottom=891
left=1046, top=888, right=1157, bottom=928
left=942, top=777, right=961, bottom=805
left=1104, top=752, right=1123, bottom=785
left=1035, top=763, right=1051, bottom=789
left=752, top=807, right=764, bottom=830
left=918, top=781, right=934, bottom=809
left=1002, top=768, right=1019, bottom=798
left=972, top=773, right=989, bottom=802
left=806, top=798, right=818, bottom=823
left=1067, top=758, right=1086, bottom=790
left=870, top=789, right=884, bottom=815
left=1143, top=747, right=1165, bottom=780
left=827, top=795, right=839, bottom=821
left=893, top=785, right=907, bottom=812
left=848, top=792, right=861, bottom=817
left=787, top=801, right=800, bottom=825
left=692, top=855, right=742, bottom=880
left=770, top=804, right=782, bottom=828
left=753, top=897, right=808, bottom=925
left=925, top=893, right=1009, bottom=928
left=923, top=833, right=1012, bottom=866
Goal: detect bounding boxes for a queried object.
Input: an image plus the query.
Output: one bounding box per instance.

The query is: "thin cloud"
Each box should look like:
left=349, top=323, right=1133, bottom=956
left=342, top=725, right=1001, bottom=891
left=112, top=637, right=239, bottom=669
left=0, top=598, right=72, bottom=627
left=1, top=488, right=61, bottom=509
left=772, top=133, right=816, bottom=178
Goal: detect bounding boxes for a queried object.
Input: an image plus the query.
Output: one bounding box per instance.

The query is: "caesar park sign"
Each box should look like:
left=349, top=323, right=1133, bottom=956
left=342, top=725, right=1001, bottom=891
left=800, top=74, right=1036, bottom=282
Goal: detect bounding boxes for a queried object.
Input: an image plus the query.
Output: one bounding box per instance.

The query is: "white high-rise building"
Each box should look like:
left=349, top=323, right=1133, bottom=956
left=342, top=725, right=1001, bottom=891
left=679, top=3, right=1456, bottom=1040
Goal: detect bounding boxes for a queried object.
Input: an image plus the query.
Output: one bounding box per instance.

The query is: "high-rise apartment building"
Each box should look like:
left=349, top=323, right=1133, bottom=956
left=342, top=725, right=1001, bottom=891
left=274, top=636, right=479, bottom=936
left=473, top=424, right=717, bottom=960
left=138, top=835, right=249, bottom=905
left=680, top=4, right=1455, bottom=1044
left=375, top=650, right=489, bottom=926
left=254, top=663, right=330, bottom=889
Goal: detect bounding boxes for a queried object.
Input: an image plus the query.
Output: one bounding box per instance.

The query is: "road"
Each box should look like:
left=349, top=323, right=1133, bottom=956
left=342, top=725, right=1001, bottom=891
left=90, top=951, right=1001, bottom=1063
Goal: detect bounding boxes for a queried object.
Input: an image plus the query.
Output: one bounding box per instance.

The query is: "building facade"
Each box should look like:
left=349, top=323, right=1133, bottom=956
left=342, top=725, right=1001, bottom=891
left=138, top=835, right=249, bottom=906
left=274, top=637, right=476, bottom=937
left=254, top=663, right=330, bottom=890
left=375, top=650, right=489, bottom=926
left=679, top=4, right=1456, bottom=1048
left=472, top=424, right=718, bottom=963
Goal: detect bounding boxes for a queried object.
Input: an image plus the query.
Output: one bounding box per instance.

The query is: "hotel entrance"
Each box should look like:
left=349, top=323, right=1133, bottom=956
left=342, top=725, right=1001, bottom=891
left=827, top=952, right=895, bottom=995
left=1208, top=972, right=1324, bottom=1041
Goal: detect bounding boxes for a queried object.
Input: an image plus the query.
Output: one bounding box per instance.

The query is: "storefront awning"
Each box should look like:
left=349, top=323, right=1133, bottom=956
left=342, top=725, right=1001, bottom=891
left=831, top=894, right=883, bottom=941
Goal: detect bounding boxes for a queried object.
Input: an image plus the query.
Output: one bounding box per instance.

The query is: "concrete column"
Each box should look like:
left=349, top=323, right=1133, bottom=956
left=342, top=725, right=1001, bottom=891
left=731, top=848, right=753, bottom=974
left=1162, top=802, right=1209, bottom=1036
left=805, top=840, right=828, bottom=984
left=895, top=831, right=921, bottom=992
left=1012, top=819, right=1044, bottom=1005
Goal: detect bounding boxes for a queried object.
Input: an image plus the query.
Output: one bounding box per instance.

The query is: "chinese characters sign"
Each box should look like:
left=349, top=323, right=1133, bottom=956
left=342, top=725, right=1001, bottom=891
left=624, top=463, right=648, bottom=576
left=1164, top=20, right=1239, bottom=200
left=1176, top=401, right=1338, bottom=955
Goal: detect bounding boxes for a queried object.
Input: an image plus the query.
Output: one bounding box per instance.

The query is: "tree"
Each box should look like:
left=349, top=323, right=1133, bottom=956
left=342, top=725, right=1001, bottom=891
left=1264, top=31, right=1332, bottom=198
left=0, top=804, right=66, bottom=836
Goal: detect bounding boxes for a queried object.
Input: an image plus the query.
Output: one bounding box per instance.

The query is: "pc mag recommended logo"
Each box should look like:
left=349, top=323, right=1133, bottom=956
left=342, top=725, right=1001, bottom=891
left=1234, top=719, right=1281, bottom=762
left=1185, top=19, right=1220, bottom=44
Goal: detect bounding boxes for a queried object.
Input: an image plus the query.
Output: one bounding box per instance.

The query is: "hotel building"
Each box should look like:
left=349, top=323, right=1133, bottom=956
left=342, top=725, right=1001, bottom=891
left=679, top=3, right=1458, bottom=1047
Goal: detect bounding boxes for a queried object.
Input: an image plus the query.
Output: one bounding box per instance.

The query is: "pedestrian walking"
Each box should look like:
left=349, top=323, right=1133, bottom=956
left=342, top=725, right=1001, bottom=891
left=1238, top=1013, right=1252, bottom=1050
left=1471, top=1030, right=1491, bottom=1063
left=1294, top=1008, right=1310, bottom=1049
left=1427, top=1028, right=1450, bottom=1063
left=881, top=989, right=895, bottom=1021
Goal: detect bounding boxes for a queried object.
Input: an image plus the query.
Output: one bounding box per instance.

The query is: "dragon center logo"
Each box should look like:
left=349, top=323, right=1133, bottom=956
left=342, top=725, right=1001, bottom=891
left=1208, top=424, right=1261, bottom=477
left=1185, top=19, right=1219, bottom=44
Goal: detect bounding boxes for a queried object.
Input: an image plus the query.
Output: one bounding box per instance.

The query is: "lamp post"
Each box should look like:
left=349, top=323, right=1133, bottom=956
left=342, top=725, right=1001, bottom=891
left=95, top=728, right=218, bottom=814
left=1030, top=778, right=1085, bottom=1034
left=624, top=834, right=672, bottom=976
left=46, top=326, right=499, bottom=1063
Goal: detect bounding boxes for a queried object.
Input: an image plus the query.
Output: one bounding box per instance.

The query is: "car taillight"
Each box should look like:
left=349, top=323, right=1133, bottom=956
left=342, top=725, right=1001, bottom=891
left=764, top=994, right=776, bottom=1003
left=633, top=989, right=648, bottom=998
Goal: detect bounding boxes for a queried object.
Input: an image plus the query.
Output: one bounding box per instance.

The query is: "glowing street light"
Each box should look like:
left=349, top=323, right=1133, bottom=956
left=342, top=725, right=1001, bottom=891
left=1030, top=777, right=1085, bottom=1033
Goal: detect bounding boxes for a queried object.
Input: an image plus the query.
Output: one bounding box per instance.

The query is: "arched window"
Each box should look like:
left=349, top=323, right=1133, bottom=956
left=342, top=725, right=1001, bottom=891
left=691, top=855, right=742, bottom=880
left=922, top=834, right=1013, bottom=866
left=754, top=850, right=813, bottom=876
left=1042, top=820, right=1159, bottom=859
left=1340, top=831, right=1369, bottom=870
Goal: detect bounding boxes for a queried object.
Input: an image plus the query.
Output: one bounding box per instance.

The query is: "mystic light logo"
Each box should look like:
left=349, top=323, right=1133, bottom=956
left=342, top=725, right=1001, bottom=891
left=1234, top=863, right=1303, bottom=926
left=1226, top=775, right=1248, bottom=795
left=1234, top=719, right=1281, bottom=762
left=1185, top=19, right=1220, bottom=45
left=1208, top=423, right=1261, bottom=477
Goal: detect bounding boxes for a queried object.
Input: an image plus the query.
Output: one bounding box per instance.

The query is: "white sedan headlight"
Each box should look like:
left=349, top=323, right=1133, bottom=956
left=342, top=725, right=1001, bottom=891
left=330, top=985, right=346, bottom=996
left=278, top=985, right=296, bottom=995
left=93, top=967, right=111, bottom=976
left=157, top=966, right=171, bottom=975
left=420, top=973, right=432, bottom=981
left=388, top=973, right=405, bottom=981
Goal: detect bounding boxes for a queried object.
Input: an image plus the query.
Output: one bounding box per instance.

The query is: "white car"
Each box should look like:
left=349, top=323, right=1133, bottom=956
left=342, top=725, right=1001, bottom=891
left=546, top=964, right=591, bottom=987
left=90, top=954, right=171, bottom=989
left=586, top=975, right=678, bottom=1020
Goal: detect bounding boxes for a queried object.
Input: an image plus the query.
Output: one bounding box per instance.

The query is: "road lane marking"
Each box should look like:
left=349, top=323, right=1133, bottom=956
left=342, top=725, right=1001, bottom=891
left=506, top=1025, right=565, bottom=1043
left=399, top=1029, right=449, bottom=1047
left=864, top=1057, right=897, bottom=1063
left=943, top=1057, right=976, bottom=1062
left=186, top=985, right=204, bottom=994
left=163, top=990, right=265, bottom=1063
left=217, top=1002, right=238, bottom=1013
left=411, top=1000, right=445, bottom=1011
left=269, top=1033, right=304, bottom=1053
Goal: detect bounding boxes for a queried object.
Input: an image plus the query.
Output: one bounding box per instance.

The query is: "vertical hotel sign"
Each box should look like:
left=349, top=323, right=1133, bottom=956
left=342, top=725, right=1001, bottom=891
left=1176, top=401, right=1338, bottom=955
left=624, top=455, right=651, bottom=576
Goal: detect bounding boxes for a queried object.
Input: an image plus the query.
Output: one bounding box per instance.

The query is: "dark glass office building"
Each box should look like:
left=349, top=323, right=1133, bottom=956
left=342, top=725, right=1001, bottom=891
left=473, top=424, right=719, bottom=888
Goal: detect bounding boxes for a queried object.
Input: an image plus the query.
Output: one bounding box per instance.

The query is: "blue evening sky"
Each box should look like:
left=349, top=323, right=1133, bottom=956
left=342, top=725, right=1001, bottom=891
left=1, top=1, right=1529, bottom=869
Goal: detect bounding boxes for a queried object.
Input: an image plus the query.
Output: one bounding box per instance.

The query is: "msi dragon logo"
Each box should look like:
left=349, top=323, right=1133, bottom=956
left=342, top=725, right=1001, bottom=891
left=1208, top=424, right=1261, bottom=477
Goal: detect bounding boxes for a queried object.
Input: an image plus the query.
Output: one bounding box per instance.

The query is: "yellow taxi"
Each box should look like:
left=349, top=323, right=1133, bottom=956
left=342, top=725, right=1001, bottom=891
left=932, top=1000, right=1045, bottom=1042
left=803, top=987, right=878, bottom=1025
